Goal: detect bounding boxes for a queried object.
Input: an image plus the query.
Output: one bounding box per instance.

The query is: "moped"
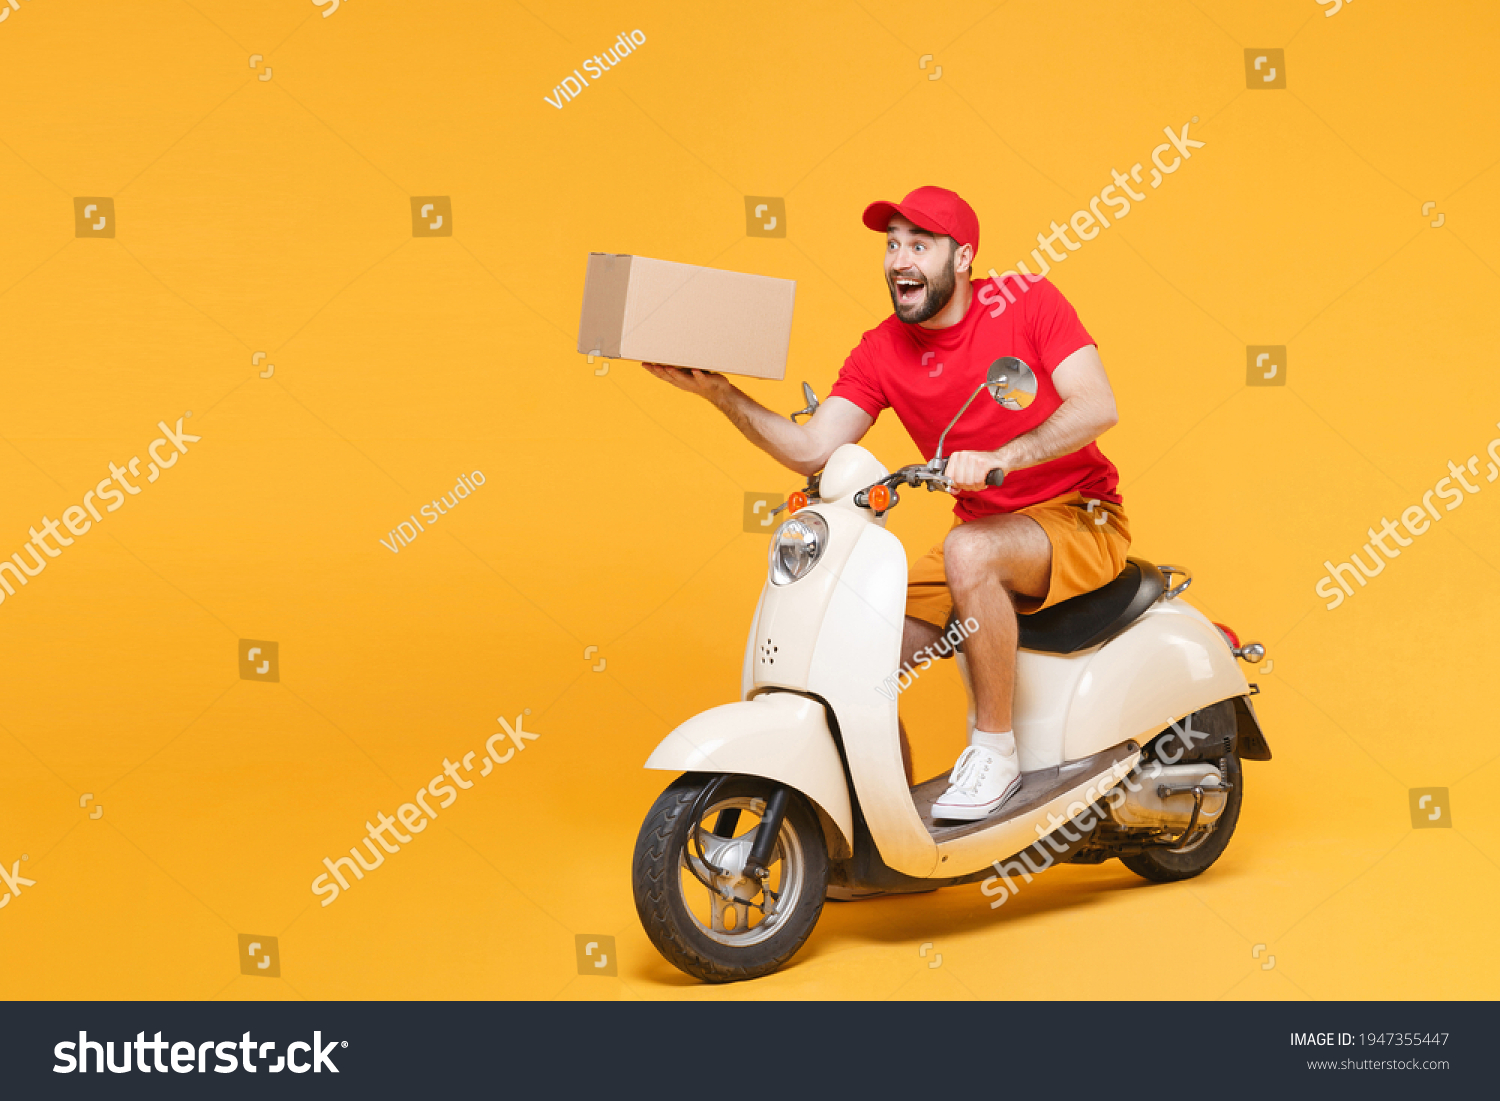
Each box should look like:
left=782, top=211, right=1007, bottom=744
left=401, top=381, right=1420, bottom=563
left=632, top=360, right=1272, bottom=983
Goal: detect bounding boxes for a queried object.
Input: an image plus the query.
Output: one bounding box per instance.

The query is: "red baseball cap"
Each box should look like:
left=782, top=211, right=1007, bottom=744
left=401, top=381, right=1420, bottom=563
left=862, top=186, right=979, bottom=259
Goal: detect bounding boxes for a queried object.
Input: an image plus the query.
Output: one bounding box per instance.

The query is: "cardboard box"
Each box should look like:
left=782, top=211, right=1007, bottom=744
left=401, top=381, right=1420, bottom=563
left=577, top=253, right=795, bottom=380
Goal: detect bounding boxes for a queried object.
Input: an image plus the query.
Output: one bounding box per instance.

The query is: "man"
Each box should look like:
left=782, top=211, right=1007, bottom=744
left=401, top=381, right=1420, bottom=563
left=645, top=186, right=1128, bottom=822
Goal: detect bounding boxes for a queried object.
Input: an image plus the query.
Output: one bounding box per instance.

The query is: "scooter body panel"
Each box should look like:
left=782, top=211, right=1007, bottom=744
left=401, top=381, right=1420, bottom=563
left=744, top=497, right=936, bottom=877
left=997, top=599, right=1251, bottom=770
left=739, top=585, right=765, bottom=700
left=644, top=692, right=854, bottom=857
left=1060, top=599, right=1249, bottom=760
left=743, top=458, right=885, bottom=694
left=802, top=521, right=938, bottom=877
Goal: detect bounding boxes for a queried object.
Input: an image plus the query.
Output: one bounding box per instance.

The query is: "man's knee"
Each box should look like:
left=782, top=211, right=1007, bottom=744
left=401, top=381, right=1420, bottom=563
left=943, top=524, right=995, bottom=590
left=944, top=520, right=1044, bottom=592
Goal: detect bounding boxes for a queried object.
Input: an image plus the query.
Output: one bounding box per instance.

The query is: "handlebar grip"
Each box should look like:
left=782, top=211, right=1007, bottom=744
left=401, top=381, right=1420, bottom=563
left=985, top=467, right=1006, bottom=487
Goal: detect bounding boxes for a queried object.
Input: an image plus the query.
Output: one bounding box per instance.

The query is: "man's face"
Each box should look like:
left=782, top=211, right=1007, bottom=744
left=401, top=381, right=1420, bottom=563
left=884, top=215, right=960, bottom=324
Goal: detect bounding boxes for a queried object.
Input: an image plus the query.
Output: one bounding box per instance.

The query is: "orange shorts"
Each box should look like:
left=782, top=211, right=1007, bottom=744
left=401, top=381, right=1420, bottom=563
left=905, top=491, right=1132, bottom=628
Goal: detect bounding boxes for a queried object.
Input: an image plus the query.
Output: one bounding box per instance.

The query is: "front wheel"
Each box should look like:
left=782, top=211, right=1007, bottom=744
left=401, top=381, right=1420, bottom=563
left=633, top=773, right=829, bottom=983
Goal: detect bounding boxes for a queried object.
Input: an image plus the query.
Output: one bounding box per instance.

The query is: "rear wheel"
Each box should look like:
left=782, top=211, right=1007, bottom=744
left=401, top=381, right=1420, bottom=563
left=633, top=773, right=828, bottom=983
left=1120, top=752, right=1243, bottom=883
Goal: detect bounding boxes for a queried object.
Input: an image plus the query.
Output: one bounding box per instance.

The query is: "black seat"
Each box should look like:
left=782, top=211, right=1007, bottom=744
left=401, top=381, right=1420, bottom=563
left=1017, top=557, right=1165, bottom=654
left=944, top=557, right=1165, bottom=656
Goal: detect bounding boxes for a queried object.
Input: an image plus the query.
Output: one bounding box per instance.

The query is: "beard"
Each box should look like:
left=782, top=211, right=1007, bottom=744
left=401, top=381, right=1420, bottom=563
left=887, top=256, right=958, bottom=325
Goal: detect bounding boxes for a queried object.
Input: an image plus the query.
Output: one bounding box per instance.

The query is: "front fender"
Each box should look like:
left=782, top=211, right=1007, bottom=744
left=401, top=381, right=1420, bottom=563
left=645, top=692, right=853, bottom=858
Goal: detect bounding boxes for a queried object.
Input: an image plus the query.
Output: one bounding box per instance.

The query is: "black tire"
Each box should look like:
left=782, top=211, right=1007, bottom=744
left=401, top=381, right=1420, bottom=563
left=633, top=773, right=829, bottom=983
left=1120, top=752, right=1243, bottom=883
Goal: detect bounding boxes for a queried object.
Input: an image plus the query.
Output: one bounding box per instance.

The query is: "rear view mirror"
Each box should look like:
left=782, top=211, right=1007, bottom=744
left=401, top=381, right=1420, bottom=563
left=933, top=357, right=1039, bottom=460
left=986, top=357, right=1036, bottom=411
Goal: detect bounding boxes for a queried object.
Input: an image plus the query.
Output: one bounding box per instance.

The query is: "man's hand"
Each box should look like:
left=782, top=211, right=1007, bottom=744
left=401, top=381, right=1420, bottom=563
left=640, top=362, right=874, bottom=477
left=944, top=450, right=1003, bottom=494
left=977, top=345, right=1119, bottom=475
left=642, top=362, right=729, bottom=399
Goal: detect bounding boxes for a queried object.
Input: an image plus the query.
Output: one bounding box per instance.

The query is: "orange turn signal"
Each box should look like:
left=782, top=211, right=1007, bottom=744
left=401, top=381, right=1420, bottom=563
left=788, top=491, right=808, bottom=513
left=867, top=485, right=891, bottom=511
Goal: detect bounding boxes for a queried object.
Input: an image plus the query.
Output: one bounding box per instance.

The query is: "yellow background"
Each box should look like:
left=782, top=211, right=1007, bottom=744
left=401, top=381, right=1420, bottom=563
left=2, top=0, right=1498, bottom=1001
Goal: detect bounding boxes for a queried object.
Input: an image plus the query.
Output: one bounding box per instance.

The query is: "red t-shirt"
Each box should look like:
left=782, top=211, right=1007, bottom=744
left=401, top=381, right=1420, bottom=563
left=830, top=275, right=1121, bottom=521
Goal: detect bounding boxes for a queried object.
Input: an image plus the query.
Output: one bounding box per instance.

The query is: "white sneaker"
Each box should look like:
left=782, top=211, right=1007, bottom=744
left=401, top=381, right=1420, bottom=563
left=931, top=745, right=1022, bottom=822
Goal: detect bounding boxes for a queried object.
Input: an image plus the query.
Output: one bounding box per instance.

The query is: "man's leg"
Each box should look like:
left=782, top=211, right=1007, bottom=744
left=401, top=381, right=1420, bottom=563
left=942, top=514, right=1052, bottom=731
left=896, top=616, right=942, bottom=786
left=928, top=514, right=1052, bottom=821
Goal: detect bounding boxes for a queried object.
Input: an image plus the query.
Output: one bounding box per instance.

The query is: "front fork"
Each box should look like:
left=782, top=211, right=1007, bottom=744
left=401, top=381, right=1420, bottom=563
left=740, top=785, right=790, bottom=885
left=691, top=777, right=792, bottom=903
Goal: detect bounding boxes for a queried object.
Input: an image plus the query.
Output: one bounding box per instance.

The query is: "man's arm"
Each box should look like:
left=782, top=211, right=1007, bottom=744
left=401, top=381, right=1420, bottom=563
left=944, top=344, right=1119, bottom=492
left=642, top=365, right=874, bottom=476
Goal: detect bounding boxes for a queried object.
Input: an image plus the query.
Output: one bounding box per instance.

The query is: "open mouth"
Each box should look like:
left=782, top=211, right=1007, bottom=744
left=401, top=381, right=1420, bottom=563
left=893, top=274, right=925, bottom=307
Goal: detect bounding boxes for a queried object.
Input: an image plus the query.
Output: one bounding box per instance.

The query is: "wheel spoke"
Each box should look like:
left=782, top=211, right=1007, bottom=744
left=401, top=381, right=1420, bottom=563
left=709, top=891, right=731, bottom=934
left=684, top=849, right=715, bottom=885
left=761, top=840, right=784, bottom=915
left=697, top=830, right=743, bottom=873
left=675, top=792, right=806, bottom=947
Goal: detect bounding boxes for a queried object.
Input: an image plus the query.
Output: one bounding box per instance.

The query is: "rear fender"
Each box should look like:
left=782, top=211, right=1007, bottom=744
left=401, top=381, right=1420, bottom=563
left=1233, top=693, right=1272, bottom=760
left=644, top=692, right=853, bottom=858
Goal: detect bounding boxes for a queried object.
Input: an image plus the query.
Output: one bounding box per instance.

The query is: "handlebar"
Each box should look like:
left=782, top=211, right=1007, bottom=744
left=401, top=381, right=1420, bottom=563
left=839, top=460, right=1010, bottom=514
left=880, top=460, right=1006, bottom=493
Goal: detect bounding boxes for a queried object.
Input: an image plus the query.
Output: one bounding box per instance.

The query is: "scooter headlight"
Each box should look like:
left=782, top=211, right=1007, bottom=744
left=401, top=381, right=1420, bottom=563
left=769, top=512, right=828, bottom=585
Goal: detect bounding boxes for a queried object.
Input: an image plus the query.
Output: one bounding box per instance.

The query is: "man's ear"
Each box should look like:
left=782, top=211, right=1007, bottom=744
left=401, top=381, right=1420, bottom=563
left=953, top=241, right=974, bottom=276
